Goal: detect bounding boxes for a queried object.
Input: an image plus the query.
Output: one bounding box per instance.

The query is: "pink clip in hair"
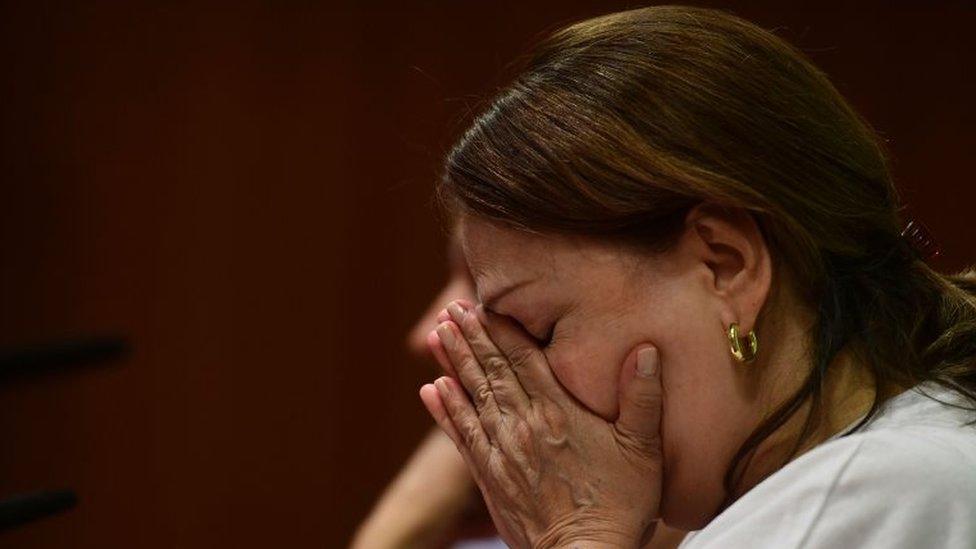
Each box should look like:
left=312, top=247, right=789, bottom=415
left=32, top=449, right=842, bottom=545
left=900, top=219, right=942, bottom=261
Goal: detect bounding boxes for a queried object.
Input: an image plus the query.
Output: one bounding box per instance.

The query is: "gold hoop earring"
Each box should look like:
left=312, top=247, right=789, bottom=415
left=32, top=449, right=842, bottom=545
left=728, top=322, right=758, bottom=363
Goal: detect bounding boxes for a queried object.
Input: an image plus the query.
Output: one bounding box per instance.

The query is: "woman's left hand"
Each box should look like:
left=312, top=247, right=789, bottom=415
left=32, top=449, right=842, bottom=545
left=419, top=300, right=664, bottom=549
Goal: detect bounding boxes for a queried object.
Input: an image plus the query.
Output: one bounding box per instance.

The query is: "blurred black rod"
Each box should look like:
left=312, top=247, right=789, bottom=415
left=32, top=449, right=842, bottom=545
left=0, top=489, right=77, bottom=530
left=0, top=336, right=129, bottom=375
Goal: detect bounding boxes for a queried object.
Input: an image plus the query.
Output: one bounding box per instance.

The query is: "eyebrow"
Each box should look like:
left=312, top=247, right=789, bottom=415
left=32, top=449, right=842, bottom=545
left=479, top=278, right=535, bottom=311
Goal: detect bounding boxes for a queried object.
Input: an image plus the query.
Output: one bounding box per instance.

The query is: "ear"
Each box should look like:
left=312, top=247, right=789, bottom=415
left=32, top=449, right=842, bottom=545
left=682, top=203, right=772, bottom=333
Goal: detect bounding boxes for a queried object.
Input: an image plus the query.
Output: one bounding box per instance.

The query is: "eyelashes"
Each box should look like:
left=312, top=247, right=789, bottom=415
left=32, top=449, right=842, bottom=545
left=524, top=321, right=554, bottom=348
left=538, top=324, right=555, bottom=347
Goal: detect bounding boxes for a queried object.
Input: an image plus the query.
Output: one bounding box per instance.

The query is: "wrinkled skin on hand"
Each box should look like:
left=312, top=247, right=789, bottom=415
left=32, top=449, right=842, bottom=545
left=420, top=300, right=665, bottom=549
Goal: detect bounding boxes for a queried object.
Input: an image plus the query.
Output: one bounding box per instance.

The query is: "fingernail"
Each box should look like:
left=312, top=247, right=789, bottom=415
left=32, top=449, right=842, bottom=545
left=436, top=322, right=455, bottom=347
left=637, top=347, right=659, bottom=377
left=436, top=308, right=450, bottom=323
left=447, top=301, right=466, bottom=321
left=434, top=377, right=448, bottom=396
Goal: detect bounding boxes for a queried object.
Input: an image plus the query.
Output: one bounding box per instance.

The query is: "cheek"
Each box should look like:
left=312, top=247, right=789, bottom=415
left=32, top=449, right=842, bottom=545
left=544, top=335, right=626, bottom=420
left=654, top=311, right=760, bottom=527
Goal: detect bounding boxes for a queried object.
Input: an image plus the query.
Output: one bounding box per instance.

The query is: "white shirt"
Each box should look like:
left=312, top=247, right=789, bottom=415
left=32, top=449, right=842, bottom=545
left=679, top=380, right=976, bottom=548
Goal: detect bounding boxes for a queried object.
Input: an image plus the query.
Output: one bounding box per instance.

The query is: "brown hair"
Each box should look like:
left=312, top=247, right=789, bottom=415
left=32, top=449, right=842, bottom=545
left=436, top=4, right=976, bottom=506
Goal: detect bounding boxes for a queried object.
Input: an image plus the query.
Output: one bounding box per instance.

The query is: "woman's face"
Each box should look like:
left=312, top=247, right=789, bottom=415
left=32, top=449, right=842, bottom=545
left=458, top=215, right=766, bottom=529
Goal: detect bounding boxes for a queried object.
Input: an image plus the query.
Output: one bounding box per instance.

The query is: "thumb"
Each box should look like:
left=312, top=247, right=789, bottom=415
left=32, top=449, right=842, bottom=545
left=615, top=345, right=663, bottom=446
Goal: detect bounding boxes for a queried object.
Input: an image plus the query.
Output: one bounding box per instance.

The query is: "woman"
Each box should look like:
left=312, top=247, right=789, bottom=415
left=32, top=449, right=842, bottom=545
left=419, top=5, right=976, bottom=548
left=353, top=232, right=687, bottom=547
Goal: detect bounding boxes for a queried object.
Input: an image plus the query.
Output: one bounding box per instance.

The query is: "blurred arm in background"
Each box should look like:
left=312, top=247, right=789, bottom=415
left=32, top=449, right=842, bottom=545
left=351, top=231, right=490, bottom=549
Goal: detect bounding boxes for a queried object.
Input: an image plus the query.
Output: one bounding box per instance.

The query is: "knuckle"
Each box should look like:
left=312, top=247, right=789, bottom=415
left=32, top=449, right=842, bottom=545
left=457, top=354, right=478, bottom=373
left=536, top=402, right=568, bottom=437
left=460, top=311, right=482, bottom=333
left=457, top=356, right=483, bottom=382
left=459, top=419, right=481, bottom=448
left=513, top=417, right=533, bottom=448
left=474, top=381, right=494, bottom=409
left=617, top=426, right=661, bottom=455
left=630, top=388, right=663, bottom=410
left=505, top=344, right=538, bottom=370
left=482, top=355, right=509, bottom=378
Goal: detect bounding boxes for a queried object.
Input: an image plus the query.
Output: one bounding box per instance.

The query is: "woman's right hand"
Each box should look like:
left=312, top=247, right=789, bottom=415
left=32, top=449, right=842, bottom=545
left=350, top=427, right=479, bottom=549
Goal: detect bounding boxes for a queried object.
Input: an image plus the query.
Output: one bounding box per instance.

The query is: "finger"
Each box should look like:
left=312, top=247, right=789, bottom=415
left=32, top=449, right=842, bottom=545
left=436, top=308, right=450, bottom=324
left=615, top=345, right=663, bottom=449
left=475, top=304, right=568, bottom=402
left=420, top=380, right=491, bottom=492
left=435, top=320, right=504, bottom=439
left=435, top=376, right=495, bottom=462
left=419, top=382, right=463, bottom=445
left=426, top=328, right=457, bottom=378
left=447, top=301, right=530, bottom=414
left=425, top=378, right=516, bottom=547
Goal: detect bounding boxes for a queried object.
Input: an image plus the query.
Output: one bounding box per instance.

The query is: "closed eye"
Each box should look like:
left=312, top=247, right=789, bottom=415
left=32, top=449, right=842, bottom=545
left=484, top=305, right=552, bottom=347
left=537, top=324, right=555, bottom=347
left=516, top=318, right=552, bottom=346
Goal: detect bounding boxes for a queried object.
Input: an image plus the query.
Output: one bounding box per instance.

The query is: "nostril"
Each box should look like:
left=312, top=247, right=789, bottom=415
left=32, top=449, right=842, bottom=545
left=405, top=327, right=431, bottom=358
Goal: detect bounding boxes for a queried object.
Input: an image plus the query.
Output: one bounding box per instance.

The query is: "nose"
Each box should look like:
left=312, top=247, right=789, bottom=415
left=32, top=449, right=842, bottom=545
left=405, top=278, right=476, bottom=358
left=406, top=300, right=443, bottom=358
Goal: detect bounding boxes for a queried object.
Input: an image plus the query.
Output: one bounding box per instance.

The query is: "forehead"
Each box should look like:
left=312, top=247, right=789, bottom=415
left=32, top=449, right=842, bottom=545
left=457, top=216, right=652, bottom=295
left=457, top=217, right=555, bottom=285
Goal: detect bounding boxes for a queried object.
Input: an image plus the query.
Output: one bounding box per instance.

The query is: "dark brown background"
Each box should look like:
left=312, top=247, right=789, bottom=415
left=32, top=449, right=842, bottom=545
left=0, top=1, right=972, bottom=547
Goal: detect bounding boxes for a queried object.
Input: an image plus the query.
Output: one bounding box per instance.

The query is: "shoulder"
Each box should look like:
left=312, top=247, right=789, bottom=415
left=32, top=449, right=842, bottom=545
left=794, top=426, right=976, bottom=548
left=680, top=423, right=976, bottom=548
left=833, top=425, right=976, bottom=490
